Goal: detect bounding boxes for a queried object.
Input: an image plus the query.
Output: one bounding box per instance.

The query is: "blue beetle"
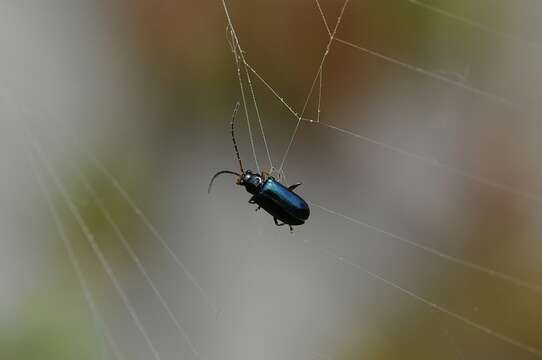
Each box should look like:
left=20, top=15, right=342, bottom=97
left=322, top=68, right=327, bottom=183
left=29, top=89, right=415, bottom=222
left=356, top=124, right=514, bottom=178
left=208, top=103, right=310, bottom=231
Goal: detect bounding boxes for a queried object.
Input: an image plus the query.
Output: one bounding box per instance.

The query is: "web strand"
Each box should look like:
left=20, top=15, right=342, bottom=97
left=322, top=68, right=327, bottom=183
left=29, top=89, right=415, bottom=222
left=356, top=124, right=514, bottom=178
left=311, top=121, right=542, bottom=203
left=407, top=0, right=542, bottom=51
left=314, top=0, right=331, bottom=37
left=228, top=29, right=274, bottom=171
left=278, top=0, right=351, bottom=173
left=315, top=245, right=542, bottom=358
left=334, top=38, right=522, bottom=110
left=310, top=202, right=542, bottom=295
left=238, top=63, right=541, bottom=203
left=71, top=140, right=220, bottom=317
left=310, top=1, right=528, bottom=110
left=282, top=228, right=542, bottom=358
left=219, top=3, right=537, bottom=200
left=25, top=125, right=162, bottom=360
left=222, top=0, right=275, bottom=173
left=67, top=158, right=202, bottom=359
left=230, top=32, right=261, bottom=173
left=235, top=52, right=541, bottom=204
left=243, top=56, right=274, bottom=171
left=317, top=65, right=323, bottom=123
left=244, top=61, right=300, bottom=119
left=28, top=152, right=123, bottom=360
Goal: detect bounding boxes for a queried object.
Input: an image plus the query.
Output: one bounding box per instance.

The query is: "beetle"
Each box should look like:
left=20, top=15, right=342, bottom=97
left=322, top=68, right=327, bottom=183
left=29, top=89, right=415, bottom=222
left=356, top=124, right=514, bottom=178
left=208, top=102, right=310, bottom=232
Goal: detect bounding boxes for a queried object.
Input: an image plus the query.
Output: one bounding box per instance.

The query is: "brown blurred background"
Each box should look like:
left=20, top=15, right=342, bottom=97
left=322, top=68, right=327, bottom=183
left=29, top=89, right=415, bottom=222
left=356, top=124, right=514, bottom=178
left=1, top=0, right=542, bottom=359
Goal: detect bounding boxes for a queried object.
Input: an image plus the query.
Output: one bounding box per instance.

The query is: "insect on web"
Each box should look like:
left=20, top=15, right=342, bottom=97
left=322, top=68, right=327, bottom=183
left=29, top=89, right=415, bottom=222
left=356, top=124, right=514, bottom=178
left=221, top=0, right=542, bottom=357
left=20, top=0, right=542, bottom=359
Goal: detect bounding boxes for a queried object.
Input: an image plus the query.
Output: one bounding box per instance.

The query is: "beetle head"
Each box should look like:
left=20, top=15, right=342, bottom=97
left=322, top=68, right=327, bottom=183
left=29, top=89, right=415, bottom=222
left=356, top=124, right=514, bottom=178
left=238, top=170, right=263, bottom=194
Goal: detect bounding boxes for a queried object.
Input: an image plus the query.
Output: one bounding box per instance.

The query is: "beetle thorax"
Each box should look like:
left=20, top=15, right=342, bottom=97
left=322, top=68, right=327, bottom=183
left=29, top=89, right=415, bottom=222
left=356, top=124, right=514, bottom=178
left=239, top=171, right=263, bottom=194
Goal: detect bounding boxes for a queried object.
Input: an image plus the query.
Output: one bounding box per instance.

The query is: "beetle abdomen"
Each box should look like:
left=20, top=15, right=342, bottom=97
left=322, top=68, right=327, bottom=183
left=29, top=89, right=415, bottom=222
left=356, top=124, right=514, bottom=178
left=252, top=178, right=310, bottom=225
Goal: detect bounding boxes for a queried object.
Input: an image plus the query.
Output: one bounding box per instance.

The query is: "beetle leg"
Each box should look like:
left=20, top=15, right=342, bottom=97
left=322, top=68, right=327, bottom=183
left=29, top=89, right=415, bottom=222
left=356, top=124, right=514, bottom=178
left=273, top=218, right=286, bottom=226
left=288, top=183, right=302, bottom=191
left=248, top=197, right=261, bottom=211
left=289, top=225, right=294, bottom=233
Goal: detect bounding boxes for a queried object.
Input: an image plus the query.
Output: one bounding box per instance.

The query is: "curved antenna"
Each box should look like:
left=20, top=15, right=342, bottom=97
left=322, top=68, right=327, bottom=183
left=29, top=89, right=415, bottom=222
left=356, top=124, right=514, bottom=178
left=230, top=102, right=244, bottom=173
left=208, top=170, right=241, bottom=194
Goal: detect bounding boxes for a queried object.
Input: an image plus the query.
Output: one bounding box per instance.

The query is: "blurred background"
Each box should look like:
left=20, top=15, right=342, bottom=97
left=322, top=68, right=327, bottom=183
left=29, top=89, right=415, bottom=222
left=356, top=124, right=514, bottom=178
left=1, top=0, right=542, bottom=359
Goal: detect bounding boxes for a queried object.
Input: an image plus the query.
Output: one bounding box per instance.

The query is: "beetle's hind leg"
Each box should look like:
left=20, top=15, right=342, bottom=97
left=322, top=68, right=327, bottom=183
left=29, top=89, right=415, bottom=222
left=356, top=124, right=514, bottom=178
left=273, top=218, right=294, bottom=233
left=288, top=183, right=302, bottom=191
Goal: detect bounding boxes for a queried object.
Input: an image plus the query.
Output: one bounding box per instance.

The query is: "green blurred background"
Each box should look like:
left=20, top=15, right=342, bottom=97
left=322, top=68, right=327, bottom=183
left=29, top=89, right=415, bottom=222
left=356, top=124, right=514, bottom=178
left=1, top=0, right=542, bottom=359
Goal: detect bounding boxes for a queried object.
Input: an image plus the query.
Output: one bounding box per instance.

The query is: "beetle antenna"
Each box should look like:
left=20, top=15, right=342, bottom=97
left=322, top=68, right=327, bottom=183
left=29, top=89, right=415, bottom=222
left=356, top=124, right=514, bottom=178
left=208, top=170, right=241, bottom=194
left=230, top=102, right=244, bottom=173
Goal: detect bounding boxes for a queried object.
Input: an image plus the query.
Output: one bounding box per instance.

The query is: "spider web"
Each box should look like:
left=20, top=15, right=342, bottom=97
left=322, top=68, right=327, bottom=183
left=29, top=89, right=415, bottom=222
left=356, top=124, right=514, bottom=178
left=11, top=0, right=542, bottom=359
left=216, top=0, right=542, bottom=358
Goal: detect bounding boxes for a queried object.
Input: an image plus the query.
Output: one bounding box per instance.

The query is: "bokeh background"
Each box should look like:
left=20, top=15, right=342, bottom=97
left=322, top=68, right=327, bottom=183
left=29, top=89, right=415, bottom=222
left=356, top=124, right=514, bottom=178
left=1, top=0, right=542, bottom=359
